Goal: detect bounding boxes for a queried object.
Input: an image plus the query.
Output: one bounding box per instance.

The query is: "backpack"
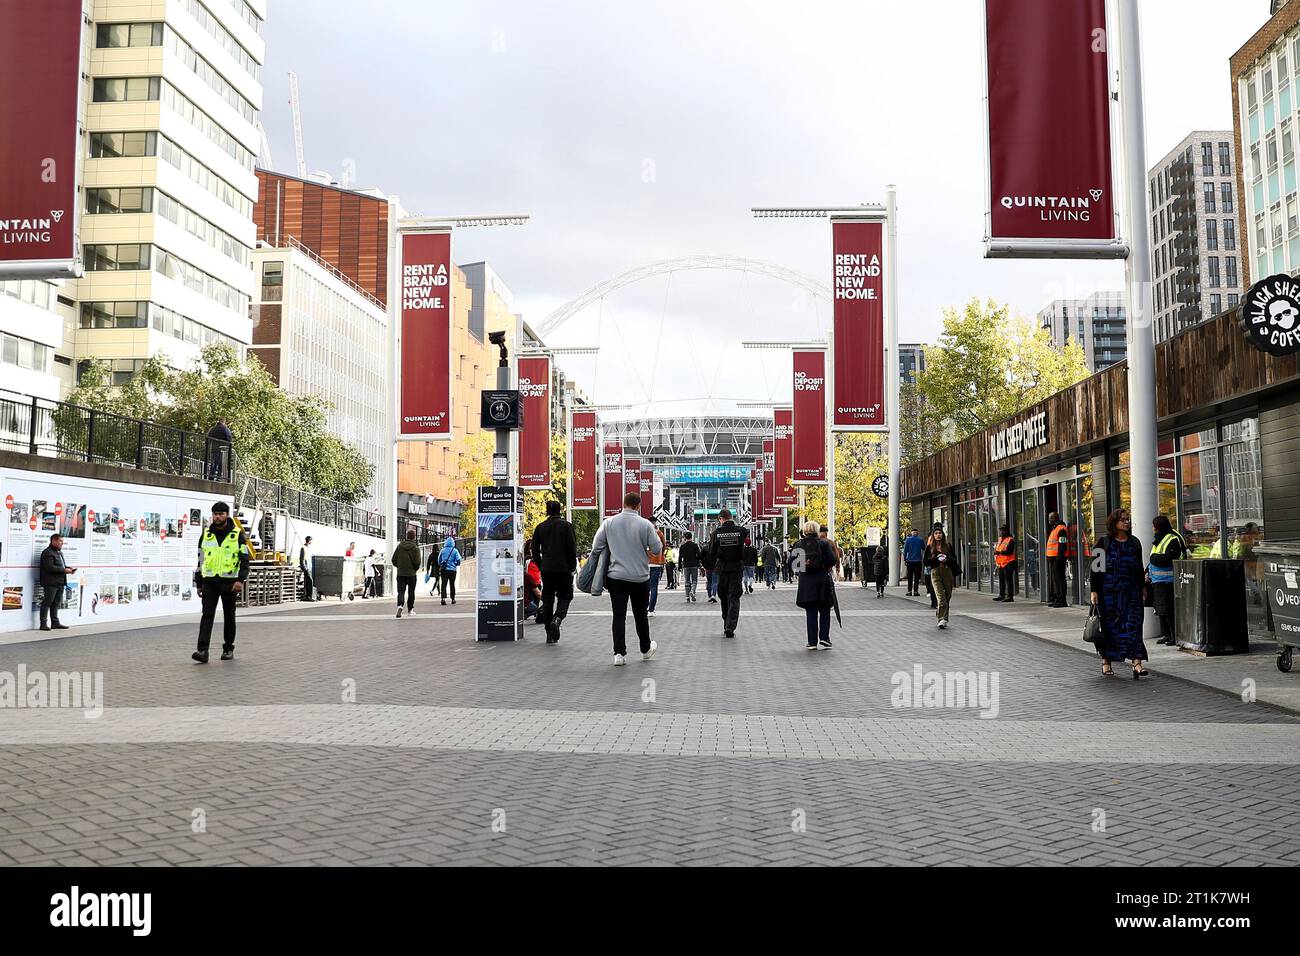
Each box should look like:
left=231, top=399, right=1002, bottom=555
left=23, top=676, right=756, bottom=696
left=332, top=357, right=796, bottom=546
left=799, top=537, right=825, bottom=573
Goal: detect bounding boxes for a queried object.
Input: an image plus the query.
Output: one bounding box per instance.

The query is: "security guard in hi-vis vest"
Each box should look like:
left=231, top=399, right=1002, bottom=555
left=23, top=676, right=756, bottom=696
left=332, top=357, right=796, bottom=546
left=193, top=501, right=250, bottom=663
left=1045, top=511, right=1070, bottom=608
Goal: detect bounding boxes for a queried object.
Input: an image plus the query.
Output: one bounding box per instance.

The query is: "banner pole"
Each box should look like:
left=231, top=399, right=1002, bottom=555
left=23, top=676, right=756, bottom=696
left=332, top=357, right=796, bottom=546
left=1117, top=0, right=1159, bottom=635
left=384, top=197, right=401, bottom=592
left=886, top=184, right=901, bottom=587
left=565, top=391, right=573, bottom=526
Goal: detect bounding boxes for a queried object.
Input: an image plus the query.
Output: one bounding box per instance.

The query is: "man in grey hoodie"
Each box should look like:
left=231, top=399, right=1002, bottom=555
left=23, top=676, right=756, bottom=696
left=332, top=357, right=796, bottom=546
left=590, top=491, right=663, bottom=665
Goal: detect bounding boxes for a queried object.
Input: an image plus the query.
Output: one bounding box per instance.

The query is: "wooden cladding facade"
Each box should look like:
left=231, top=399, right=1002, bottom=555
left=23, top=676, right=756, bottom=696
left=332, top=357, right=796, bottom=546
left=253, top=170, right=390, bottom=306
left=901, top=307, right=1300, bottom=500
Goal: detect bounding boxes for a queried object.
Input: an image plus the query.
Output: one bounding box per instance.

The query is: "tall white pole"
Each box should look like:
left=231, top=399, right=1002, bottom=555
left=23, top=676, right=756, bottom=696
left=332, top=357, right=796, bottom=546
left=384, top=196, right=401, bottom=591
left=564, top=388, right=573, bottom=525
left=825, top=338, right=836, bottom=541
left=886, top=185, right=901, bottom=586
left=1117, top=0, right=1158, bottom=634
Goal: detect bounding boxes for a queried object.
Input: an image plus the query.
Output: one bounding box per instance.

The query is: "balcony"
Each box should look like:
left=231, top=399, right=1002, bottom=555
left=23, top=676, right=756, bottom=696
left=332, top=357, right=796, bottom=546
left=1169, top=190, right=1196, bottom=214
left=1175, top=303, right=1203, bottom=326
left=1169, top=156, right=1194, bottom=190
left=1173, top=240, right=1197, bottom=267
left=1169, top=207, right=1196, bottom=232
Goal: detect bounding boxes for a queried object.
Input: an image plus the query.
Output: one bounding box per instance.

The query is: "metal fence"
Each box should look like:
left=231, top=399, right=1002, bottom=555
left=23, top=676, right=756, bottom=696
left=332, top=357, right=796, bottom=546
left=235, top=469, right=386, bottom=538
left=0, top=389, right=233, bottom=481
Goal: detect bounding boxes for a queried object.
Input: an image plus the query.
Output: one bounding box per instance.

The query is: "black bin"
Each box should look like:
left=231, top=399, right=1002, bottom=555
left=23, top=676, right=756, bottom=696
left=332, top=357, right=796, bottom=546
left=1173, top=559, right=1248, bottom=655
left=1255, top=542, right=1300, bottom=673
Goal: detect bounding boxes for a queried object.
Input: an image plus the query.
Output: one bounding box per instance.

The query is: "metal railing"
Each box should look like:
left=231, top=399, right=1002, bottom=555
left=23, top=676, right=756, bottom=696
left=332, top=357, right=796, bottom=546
left=234, top=468, right=386, bottom=537
left=0, top=389, right=233, bottom=482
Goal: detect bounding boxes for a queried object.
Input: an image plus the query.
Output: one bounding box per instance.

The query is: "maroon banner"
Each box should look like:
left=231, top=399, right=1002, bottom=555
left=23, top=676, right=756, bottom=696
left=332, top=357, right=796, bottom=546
left=399, top=230, right=453, bottom=439
left=572, top=411, right=598, bottom=509
left=749, top=470, right=759, bottom=526
left=639, top=469, right=654, bottom=520
left=773, top=407, right=797, bottom=506
left=0, top=0, right=83, bottom=278
left=623, top=457, right=641, bottom=505
left=762, top=439, right=777, bottom=517
left=792, top=349, right=827, bottom=484
left=985, top=0, right=1115, bottom=247
left=832, top=220, right=886, bottom=431
left=517, top=356, right=551, bottom=489
left=602, top=442, right=623, bottom=517
left=755, top=457, right=769, bottom=522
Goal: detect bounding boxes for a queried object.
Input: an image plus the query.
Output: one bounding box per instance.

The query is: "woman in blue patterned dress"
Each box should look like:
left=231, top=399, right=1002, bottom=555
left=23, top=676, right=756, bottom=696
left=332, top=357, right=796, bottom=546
left=1089, top=508, right=1149, bottom=679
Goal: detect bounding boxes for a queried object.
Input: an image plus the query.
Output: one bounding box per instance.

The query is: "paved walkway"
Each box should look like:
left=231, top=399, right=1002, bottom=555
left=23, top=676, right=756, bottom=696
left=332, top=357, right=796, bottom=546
left=2, top=580, right=1299, bottom=866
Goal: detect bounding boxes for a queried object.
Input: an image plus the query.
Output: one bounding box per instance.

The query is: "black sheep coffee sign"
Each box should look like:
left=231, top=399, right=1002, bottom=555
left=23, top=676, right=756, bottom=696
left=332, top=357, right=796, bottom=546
left=1241, top=273, right=1300, bottom=356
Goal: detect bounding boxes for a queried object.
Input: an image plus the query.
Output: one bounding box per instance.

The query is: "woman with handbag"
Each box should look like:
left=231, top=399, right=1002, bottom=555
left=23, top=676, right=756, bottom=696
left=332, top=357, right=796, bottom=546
left=1089, top=508, right=1149, bottom=678
left=1147, top=514, right=1186, bottom=646
left=794, top=520, right=837, bottom=650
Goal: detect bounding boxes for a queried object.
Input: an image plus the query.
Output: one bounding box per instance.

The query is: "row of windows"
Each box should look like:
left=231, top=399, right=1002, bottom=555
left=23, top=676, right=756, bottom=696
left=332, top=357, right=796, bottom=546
left=86, top=186, right=152, bottom=214
left=84, top=186, right=251, bottom=268
left=162, top=22, right=256, bottom=124
left=78, top=299, right=243, bottom=351
left=1245, top=42, right=1296, bottom=113
left=96, top=22, right=164, bottom=48
left=1150, top=144, right=1234, bottom=210
left=82, top=243, right=249, bottom=314
left=179, top=0, right=261, bottom=78
left=160, top=80, right=255, bottom=171
left=1, top=279, right=56, bottom=313
left=1201, top=181, right=1237, bottom=214
left=1248, top=118, right=1295, bottom=183
left=1, top=332, right=51, bottom=374
left=92, top=76, right=161, bottom=103
left=1255, top=191, right=1300, bottom=250
left=88, top=131, right=253, bottom=218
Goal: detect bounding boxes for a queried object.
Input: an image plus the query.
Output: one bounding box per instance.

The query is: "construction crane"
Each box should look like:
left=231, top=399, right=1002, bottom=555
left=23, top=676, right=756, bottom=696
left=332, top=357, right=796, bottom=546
left=287, top=71, right=306, bottom=178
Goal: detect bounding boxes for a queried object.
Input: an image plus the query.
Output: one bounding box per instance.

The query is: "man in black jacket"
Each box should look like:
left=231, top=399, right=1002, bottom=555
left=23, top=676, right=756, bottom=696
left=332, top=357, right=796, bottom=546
left=38, top=534, right=77, bottom=631
left=707, top=508, right=750, bottom=638
left=193, top=501, right=249, bottom=663
left=531, top=500, right=577, bottom=644
left=678, top=532, right=701, bottom=603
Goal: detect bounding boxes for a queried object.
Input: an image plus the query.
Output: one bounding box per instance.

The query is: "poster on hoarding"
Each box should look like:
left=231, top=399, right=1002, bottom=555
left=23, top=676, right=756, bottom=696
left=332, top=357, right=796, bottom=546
left=398, top=230, right=453, bottom=439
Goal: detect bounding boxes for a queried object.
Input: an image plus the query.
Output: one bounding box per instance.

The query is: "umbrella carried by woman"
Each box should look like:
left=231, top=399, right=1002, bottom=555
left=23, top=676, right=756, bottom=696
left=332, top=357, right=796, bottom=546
left=794, top=520, right=839, bottom=650
left=1090, top=508, right=1150, bottom=679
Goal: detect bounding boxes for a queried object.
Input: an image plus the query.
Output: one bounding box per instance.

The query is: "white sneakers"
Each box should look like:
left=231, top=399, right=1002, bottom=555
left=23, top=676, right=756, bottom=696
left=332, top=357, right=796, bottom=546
left=937, top=620, right=948, bottom=629
left=613, top=654, right=626, bottom=666
left=407, top=609, right=417, bottom=617
left=642, top=640, right=657, bottom=661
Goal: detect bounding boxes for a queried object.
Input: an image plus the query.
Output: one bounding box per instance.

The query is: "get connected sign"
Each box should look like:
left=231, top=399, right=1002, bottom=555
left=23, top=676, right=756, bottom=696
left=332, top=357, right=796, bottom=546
left=657, top=464, right=752, bottom=484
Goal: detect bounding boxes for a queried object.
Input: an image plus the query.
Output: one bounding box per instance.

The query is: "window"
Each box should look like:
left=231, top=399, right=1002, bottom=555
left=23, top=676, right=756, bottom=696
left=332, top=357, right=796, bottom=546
left=1226, top=256, right=1239, bottom=288
left=83, top=243, right=150, bottom=271
left=1268, top=132, right=1279, bottom=171
left=92, top=76, right=161, bottom=102
left=1265, top=67, right=1275, bottom=98
left=96, top=22, right=163, bottom=47
left=1206, top=218, right=1218, bottom=250
left=1251, top=143, right=1263, bottom=181
left=1247, top=77, right=1258, bottom=112
left=1150, top=181, right=1157, bottom=208
left=0, top=333, right=50, bottom=373
left=177, top=0, right=261, bottom=79
left=89, top=131, right=157, bottom=159
left=1208, top=256, right=1221, bottom=289
left=154, top=191, right=250, bottom=267
left=1202, top=142, right=1215, bottom=176
left=1229, top=293, right=1240, bottom=309
left=1272, top=201, right=1284, bottom=244
left=1220, top=141, right=1233, bottom=176
left=79, top=301, right=147, bottom=329
left=261, top=261, right=284, bottom=301
left=1211, top=293, right=1222, bottom=315
left=157, top=136, right=252, bottom=218
left=159, top=81, right=254, bottom=170
left=1222, top=183, right=1234, bottom=213
left=1283, top=52, right=1292, bottom=87
left=1204, top=182, right=1216, bottom=212
left=1225, top=217, right=1236, bottom=250
left=85, top=187, right=153, bottom=214
left=1257, top=213, right=1267, bottom=249
left=1285, top=120, right=1295, bottom=163
left=162, top=25, right=257, bottom=124
left=151, top=247, right=249, bottom=313
left=1290, top=194, right=1299, bottom=235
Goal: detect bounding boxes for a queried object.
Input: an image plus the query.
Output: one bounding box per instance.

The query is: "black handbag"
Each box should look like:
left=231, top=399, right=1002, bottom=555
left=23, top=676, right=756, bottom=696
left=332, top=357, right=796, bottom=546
left=1083, top=604, right=1103, bottom=643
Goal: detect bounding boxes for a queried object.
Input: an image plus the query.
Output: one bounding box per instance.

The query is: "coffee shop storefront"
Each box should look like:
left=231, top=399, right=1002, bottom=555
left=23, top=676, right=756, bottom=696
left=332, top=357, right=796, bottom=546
left=900, top=305, right=1299, bottom=641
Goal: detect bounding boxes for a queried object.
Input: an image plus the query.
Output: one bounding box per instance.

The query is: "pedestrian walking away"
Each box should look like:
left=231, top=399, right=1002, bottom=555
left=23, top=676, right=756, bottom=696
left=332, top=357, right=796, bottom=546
left=742, top=539, right=758, bottom=594
left=392, top=528, right=422, bottom=618
left=363, top=549, right=378, bottom=598
left=924, top=526, right=962, bottom=628
left=648, top=522, right=666, bottom=613
left=38, top=534, right=77, bottom=631
left=678, top=531, right=701, bottom=602
left=873, top=532, right=890, bottom=597
left=298, top=536, right=316, bottom=602
left=706, top=508, right=749, bottom=638
left=902, top=527, right=925, bottom=596
left=431, top=536, right=462, bottom=605
left=993, top=524, right=1017, bottom=602
left=192, top=501, right=248, bottom=663
left=761, top=539, right=780, bottom=589
left=795, top=520, right=837, bottom=649
left=531, top=500, right=577, bottom=643
left=590, top=491, right=662, bottom=665
left=1091, top=509, right=1149, bottom=678
left=1147, top=514, right=1186, bottom=646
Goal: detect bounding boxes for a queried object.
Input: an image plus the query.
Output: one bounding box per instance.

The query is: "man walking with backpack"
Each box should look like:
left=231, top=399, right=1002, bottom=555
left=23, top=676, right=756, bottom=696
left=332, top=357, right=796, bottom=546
left=706, top=508, right=749, bottom=639
left=531, top=500, right=577, bottom=644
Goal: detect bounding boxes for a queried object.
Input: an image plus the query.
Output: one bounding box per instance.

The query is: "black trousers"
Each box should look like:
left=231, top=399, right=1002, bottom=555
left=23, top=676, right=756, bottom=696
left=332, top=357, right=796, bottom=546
left=924, top=573, right=937, bottom=607
left=805, top=606, right=830, bottom=646
left=301, top=571, right=315, bottom=601
left=906, top=561, right=922, bottom=594
left=716, top=565, right=744, bottom=634
left=605, top=577, right=651, bottom=656
left=396, top=575, right=416, bottom=611
left=197, top=580, right=237, bottom=652
left=1049, top=556, right=1068, bottom=605
left=440, top=570, right=457, bottom=602
left=541, top=570, right=573, bottom=624
left=39, top=585, right=63, bottom=626
left=997, top=561, right=1018, bottom=599
left=875, top=568, right=888, bottom=595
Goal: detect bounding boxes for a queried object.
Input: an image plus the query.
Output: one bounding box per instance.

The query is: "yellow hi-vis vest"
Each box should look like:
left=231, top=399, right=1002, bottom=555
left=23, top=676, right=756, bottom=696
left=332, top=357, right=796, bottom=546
left=201, top=528, right=242, bottom=578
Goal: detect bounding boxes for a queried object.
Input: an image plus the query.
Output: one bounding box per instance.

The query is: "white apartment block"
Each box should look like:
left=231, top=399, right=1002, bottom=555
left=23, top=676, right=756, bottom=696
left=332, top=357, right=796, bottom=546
left=1037, top=291, right=1128, bottom=373
left=1148, top=131, right=1243, bottom=344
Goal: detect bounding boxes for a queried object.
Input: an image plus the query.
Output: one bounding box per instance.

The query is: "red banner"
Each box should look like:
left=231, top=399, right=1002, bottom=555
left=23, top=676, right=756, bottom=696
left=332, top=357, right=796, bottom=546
left=623, top=457, right=641, bottom=506
left=639, top=469, right=654, bottom=520
left=399, top=231, right=453, bottom=439
left=762, top=439, right=777, bottom=517
left=773, top=407, right=797, bottom=506
left=0, top=0, right=83, bottom=278
left=517, top=356, right=551, bottom=489
left=572, top=411, right=598, bottom=509
left=832, top=220, right=886, bottom=431
left=792, top=349, right=826, bottom=484
left=602, top=442, right=623, bottom=517
left=984, top=0, right=1115, bottom=247
left=749, top=470, right=759, bottom=526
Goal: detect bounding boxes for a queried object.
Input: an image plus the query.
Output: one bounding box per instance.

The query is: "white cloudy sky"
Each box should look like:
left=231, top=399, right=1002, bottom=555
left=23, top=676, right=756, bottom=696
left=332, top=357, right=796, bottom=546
left=261, top=0, right=1267, bottom=418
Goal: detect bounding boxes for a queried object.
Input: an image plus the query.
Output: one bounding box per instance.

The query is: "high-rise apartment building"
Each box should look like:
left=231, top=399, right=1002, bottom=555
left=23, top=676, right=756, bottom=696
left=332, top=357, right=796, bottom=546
left=1148, top=131, right=1243, bottom=342
left=72, top=1, right=266, bottom=386
left=899, top=343, right=926, bottom=386
left=1038, top=292, right=1127, bottom=373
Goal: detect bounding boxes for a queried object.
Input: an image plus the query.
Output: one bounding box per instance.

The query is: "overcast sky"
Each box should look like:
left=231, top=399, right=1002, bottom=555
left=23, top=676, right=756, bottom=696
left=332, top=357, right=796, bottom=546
left=261, top=0, right=1268, bottom=418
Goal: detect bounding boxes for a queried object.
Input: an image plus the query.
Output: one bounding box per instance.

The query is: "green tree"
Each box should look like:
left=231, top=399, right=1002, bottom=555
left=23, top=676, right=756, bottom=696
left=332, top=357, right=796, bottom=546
left=450, top=431, right=495, bottom=536
left=917, top=298, right=1089, bottom=442
left=522, top=432, right=600, bottom=552
left=790, top=433, right=888, bottom=548
left=65, top=343, right=374, bottom=502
